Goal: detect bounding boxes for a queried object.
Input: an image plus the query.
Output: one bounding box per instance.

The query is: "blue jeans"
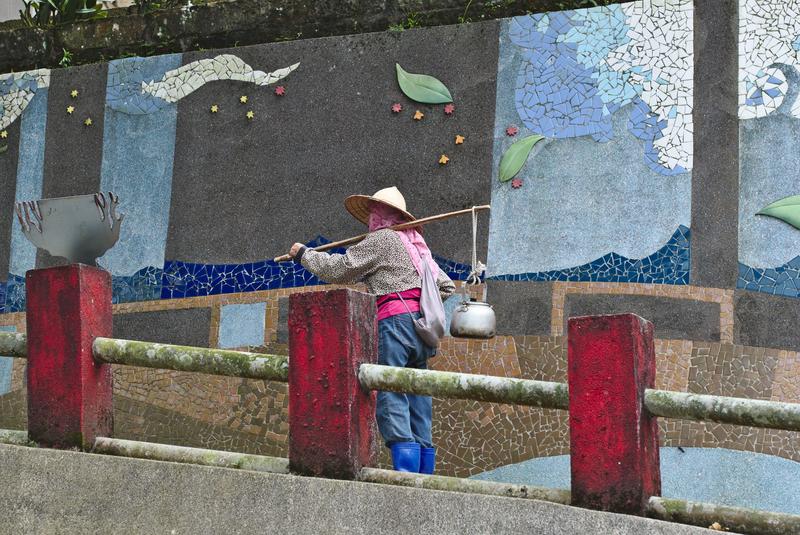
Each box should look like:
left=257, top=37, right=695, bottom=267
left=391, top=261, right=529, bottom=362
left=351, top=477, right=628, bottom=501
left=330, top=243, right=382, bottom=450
left=377, top=312, right=436, bottom=448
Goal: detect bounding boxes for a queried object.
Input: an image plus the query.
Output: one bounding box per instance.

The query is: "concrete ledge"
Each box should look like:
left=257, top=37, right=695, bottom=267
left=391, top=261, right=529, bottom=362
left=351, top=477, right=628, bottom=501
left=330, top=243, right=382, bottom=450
left=0, top=443, right=707, bottom=534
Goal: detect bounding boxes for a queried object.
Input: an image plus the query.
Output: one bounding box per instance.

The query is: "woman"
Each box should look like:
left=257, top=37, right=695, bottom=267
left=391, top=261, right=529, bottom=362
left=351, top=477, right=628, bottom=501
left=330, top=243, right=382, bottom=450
left=287, top=186, right=455, bottom=474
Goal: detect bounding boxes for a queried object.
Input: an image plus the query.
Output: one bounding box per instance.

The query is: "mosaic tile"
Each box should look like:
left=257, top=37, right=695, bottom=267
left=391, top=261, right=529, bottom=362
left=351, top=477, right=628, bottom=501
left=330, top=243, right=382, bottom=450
left=3, top=274, right=25, bottom=313
left=0, top=69, right=50, bottom=130
left=489, top=225, right=689, bottom=285
left=0, top=280, right=5, bottom=315
left=112, top=266, right=164, bottom=304
left=161, top=236, right=474, bottom=300
left=739, top=0, right=800, bottom=120
left=688, top=343, right=779, bottom=400
left=508, top=1, right=692, bottom=175
left=140, top=55, right=299, bottom=105
left=737, top=259, right=800, bottom=299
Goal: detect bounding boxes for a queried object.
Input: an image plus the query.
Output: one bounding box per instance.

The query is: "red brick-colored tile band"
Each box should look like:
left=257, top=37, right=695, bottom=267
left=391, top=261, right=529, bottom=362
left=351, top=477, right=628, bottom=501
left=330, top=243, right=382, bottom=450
left=25, top=265, right=113, bottom=449
left=288, top=288, right=378, bottom=479
left=567, top=313, right=661, bottom=515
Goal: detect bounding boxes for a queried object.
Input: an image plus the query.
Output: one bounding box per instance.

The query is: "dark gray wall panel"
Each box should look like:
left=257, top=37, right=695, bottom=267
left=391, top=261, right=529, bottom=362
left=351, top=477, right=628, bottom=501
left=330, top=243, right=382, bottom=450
left=0, top=119, right=22, bottom=278
left=564, top=294, right=721, bottom=342
left=37, top=63, right=108, bottom=269
left=166, top=22, right=498, bottom=265
left=486, top=280, right=552, bottom=336
left=113, top=308, right=211, bottom=348
left=691, top=0, right=739, bottom=288
left=734, top=290, right=800, bottom=351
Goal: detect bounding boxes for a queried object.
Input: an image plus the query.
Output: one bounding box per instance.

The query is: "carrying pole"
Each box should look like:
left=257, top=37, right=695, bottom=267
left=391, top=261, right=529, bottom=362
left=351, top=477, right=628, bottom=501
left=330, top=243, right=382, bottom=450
left=273, top=205, right=490, bottom=263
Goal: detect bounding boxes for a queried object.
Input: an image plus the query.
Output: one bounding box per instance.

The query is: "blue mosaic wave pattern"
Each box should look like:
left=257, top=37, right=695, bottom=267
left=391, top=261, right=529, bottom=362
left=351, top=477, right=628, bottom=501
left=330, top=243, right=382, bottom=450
left=490, top=226, right=690, bottom=284
left=161, top=237, right=475, bottom=300
left=738, top=258, right=800, bottom=298
left=1, top=237, right=475, bottom=310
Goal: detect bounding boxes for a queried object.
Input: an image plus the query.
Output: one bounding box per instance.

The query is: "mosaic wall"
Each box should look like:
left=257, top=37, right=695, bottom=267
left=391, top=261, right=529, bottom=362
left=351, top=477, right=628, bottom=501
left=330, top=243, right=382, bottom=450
left=2, top=0, right=800, bottom=481
left=738, top=0, right=800, bottom=297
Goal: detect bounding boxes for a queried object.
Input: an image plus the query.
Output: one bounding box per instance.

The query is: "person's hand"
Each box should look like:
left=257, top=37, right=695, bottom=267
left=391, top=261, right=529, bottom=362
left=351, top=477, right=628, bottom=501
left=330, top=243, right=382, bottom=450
left=289, top=243, right=304, bottom=258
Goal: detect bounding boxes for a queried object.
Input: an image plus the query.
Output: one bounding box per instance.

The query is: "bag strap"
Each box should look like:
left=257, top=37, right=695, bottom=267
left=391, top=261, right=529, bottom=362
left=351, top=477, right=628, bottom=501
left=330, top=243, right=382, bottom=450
left=396, top=292, right=415, bottom=317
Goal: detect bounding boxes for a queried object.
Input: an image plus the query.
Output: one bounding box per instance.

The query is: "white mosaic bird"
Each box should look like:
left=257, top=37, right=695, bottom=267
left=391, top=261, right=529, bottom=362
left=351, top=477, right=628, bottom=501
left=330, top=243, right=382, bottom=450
left=140, top=54, right=300, bottom=103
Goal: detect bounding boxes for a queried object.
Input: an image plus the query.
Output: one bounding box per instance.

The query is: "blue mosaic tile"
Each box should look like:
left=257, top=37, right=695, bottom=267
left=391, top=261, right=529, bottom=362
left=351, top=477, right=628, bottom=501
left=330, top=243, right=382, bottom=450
left=507, top=4, right=692, bottom=176
left=489, top=226, right=690, bottom=285
left=3, top=274, right=26, bottom=313
left=737, top=257, right=800, bottom=298
left=160, top=236, right=476, bottom=300
left=0, top=238, right=475, bottom=313
left=112, top=266, right=164, bottom=304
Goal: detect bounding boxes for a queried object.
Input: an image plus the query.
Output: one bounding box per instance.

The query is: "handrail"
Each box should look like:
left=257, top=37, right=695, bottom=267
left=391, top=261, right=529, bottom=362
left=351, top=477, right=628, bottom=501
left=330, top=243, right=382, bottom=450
left=358, top=364, right=800, bottom=432
left=644, top=389, right=800, bottom=432
left=358, top=363, right=570, bottom=410
left=646, top=497, right=800, bottom=535
left=92, top=337, right=289, bottom=382
left=0, top=331, right=27, bottom=359
left=93, top=437, right=290, bottom=474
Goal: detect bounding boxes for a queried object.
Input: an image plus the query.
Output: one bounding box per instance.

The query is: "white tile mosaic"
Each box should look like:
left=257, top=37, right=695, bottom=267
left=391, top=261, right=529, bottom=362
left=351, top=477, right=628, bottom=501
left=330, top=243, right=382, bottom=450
left=0, top=69, right=51, bottom=131
left=141, top=54, right=299, bottom=104
left=739, top=0, right=800, bottom=119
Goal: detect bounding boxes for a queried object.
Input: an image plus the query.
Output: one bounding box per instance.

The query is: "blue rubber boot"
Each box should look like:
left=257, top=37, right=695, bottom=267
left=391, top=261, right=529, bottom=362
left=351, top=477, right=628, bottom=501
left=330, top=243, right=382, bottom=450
left=420, top=447, right=435, bottom=474
left=390, top=442, right=421, bottom=472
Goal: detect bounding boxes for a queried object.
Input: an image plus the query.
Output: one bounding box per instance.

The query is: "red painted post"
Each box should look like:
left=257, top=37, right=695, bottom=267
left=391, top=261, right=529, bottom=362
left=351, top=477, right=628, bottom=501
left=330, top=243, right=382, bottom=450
left=567, top=313, right=661, bottom=515
left=26, top=264, right=113, bottom=449
left=288, top=288, right=378, bottom=479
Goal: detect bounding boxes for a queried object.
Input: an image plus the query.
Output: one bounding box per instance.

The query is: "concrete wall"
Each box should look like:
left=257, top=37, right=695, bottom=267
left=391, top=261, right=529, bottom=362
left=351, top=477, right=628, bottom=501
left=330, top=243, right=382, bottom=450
left=0, top=443, right=707, bottom=535
left=0, top=1, right=22, bottom=23
left=1, top=0, right=799, bottom=496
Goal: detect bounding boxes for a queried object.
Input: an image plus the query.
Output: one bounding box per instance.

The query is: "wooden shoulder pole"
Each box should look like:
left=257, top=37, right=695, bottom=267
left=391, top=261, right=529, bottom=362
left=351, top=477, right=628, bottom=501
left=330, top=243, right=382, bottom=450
left=273, top=205, right=490, bottom=263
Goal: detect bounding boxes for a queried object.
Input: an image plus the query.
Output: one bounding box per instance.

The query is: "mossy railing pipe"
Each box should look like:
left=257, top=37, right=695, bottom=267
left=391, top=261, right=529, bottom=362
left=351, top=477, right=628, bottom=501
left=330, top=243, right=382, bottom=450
left=0, top=331, right=27, bottom=359
left=358, top=363, right=800, bottom=433
left=92, top=337, right=289, bottom=382
left=646, top=497, right=800, bottom=535
left=93, top=437, right=290, bottom=475
left=644, top=389, right=800, bottom=432
left=358, top=364, right=570, bottom=410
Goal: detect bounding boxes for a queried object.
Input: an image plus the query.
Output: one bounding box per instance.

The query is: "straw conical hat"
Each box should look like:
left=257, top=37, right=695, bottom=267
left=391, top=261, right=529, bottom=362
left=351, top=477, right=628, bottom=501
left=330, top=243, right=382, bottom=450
left=345, top=186, right=416, bottom=225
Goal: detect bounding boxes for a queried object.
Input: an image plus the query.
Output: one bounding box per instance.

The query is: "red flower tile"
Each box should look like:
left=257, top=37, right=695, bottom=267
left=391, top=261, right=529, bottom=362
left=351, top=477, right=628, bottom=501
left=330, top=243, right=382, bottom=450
left=444, top=103, right=455, bottom=115
left=511, top=178, right=523, bottom=189
left=506, top=125, right=519, bottom=136
left=391, top=103, right=403, bottom=113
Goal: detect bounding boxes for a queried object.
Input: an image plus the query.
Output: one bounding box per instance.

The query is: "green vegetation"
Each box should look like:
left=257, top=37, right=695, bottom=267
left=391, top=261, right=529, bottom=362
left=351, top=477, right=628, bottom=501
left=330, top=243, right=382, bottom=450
left=19, top=0, right=106, bottom=27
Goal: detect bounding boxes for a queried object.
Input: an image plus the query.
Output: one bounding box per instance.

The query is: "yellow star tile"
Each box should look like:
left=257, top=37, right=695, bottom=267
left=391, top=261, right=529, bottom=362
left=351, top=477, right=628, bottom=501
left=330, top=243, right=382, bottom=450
left=0, top=130, right=7, bottom=139
left=413, top=110, right=424, bottom=121
left=210, top=104, right=219, bottom=113
left=240, top=95, right=248, bottom=104
left=439, top=154, right=449, bottom=165
left=70, top=89, right=78, bottom=98
left=84, top=117, right=93, bottom=126
left=67, top=105, right=75, bottom=114
left=246, top=110, right=255, bottom=120
left=455, top=135, right=465, bottom=145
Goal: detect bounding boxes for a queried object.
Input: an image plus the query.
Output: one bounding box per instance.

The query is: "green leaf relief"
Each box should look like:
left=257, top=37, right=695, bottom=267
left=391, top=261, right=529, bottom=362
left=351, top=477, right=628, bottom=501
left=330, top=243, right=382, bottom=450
left=395, top=64, right=453, bottom=104
left=498, top=134, right=545, bottom=182
left=757, top=195, right=800, bottom=231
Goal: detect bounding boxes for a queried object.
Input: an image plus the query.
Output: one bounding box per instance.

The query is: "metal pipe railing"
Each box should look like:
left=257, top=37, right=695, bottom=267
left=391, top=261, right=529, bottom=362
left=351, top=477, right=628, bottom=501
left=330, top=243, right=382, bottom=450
left=0, top=331, right=27, bottom=359
left=92, top=337, right=289, bottom=382
left=358, top=363, right=569, bottom=410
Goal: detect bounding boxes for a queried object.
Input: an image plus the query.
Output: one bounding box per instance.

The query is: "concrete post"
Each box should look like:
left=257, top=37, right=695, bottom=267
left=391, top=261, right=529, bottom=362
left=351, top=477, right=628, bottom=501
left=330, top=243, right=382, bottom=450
left=26, top=264, right=113, bottom=449
left=288, top=288, right=378, bottom=479
left=567, top=313, right=661, bottom=515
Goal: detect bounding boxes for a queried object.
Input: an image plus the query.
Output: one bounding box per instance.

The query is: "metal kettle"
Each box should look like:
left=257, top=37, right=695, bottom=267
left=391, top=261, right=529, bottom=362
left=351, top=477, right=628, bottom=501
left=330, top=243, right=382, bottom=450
left=449, top=298, right=496, bottom=339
